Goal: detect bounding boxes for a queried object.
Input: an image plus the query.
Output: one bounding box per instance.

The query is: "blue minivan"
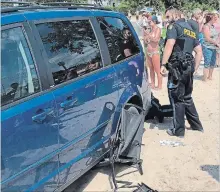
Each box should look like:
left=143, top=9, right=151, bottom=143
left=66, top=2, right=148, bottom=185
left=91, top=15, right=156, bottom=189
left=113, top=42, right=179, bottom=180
left=1, top=4, right=151, bottom=192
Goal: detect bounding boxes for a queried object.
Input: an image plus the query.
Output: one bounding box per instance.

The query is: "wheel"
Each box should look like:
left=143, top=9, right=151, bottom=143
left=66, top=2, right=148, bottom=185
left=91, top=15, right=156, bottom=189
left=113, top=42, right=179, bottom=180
left=126, top=106, right=141, bottom=125
left=126, top=105, right=140, bottom=114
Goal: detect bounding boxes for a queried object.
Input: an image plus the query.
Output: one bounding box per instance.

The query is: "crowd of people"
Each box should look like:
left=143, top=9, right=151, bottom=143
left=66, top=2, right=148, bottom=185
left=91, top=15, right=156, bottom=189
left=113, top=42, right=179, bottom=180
left=132, top=8, right=220, bottom=89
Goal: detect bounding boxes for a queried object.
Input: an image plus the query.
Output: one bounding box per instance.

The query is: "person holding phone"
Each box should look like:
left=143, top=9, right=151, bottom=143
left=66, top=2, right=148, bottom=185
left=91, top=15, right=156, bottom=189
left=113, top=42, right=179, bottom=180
left=144, top=16, right=162, bottom=90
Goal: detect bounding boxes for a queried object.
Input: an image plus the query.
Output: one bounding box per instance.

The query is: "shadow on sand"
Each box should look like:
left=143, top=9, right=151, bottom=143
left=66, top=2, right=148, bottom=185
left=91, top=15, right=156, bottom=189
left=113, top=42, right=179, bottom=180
left=201, top=165, right=220, bottom=182
left=63, top=164, right=138, bottom=192
left=146, top=118, right=173, bottom=131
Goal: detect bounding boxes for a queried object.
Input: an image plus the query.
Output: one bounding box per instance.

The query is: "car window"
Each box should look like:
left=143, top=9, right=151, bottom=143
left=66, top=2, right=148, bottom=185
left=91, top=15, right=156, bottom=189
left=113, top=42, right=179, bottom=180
left=97, top=17, right=140, bottom=64
left=131, top=22, right=143, bottom=38
left=1, top=27, right=40, bottom=107
left=36, top=20, right=102, bottom=86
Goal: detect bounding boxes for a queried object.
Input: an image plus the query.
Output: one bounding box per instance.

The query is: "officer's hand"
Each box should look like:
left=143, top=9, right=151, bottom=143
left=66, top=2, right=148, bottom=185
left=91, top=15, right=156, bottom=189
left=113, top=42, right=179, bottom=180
left=160, top=66, right=167, bottom=76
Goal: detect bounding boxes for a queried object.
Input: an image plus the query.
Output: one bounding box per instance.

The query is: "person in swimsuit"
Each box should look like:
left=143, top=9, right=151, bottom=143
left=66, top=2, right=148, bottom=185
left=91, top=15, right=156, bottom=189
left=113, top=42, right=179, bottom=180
left=144, top=15, right=162, bottom=90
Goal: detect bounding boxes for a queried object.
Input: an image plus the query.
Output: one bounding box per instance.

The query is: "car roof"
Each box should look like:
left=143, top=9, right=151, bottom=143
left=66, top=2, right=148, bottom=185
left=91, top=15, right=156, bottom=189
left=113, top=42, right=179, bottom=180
left=1, top=8, right=126, bottom=26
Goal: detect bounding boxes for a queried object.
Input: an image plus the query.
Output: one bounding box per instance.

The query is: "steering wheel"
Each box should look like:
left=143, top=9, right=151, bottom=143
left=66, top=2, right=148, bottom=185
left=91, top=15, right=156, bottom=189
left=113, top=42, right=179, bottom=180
left=116, top=54, right=122, bottom=62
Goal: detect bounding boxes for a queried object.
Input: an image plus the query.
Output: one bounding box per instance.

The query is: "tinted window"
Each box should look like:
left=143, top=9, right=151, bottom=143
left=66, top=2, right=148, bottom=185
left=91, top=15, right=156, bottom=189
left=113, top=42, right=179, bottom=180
left=36, top=20, right=102, bottom=86
left=1, top=27, right=40, bottom=106
left=97, top=17, right=140, bottom=64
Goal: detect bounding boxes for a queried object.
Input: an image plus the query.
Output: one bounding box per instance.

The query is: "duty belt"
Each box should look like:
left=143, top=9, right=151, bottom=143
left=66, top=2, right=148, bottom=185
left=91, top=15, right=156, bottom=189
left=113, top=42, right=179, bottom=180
left=166, top=52, right=194, bottom=81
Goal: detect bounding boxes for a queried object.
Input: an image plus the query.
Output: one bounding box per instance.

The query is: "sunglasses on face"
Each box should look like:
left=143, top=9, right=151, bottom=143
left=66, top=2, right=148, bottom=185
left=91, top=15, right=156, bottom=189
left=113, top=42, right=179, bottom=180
left=145, top=27, right=151, bottom=30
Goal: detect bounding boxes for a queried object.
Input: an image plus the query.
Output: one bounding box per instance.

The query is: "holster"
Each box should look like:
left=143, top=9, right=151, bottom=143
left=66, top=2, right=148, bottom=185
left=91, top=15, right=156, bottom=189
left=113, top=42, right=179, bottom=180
left=167, top=52, right=194, bottom=80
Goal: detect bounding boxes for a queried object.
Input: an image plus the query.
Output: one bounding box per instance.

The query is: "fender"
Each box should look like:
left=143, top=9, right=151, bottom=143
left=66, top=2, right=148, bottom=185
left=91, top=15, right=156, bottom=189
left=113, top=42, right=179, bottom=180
left=110, top=84, right=143, bottom=135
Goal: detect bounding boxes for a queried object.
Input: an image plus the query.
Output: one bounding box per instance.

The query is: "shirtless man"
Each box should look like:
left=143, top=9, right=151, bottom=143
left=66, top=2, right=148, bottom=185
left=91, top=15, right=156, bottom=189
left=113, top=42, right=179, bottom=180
left=144, top=15, right=162, bottom=89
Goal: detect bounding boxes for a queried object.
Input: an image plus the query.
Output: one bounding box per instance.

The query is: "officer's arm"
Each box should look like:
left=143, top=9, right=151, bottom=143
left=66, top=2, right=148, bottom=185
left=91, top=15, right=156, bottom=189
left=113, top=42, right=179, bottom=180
left=162, top=24, right=177, bottom=65
left=162, top=39, right=175, bottom=65
left=194, top=44, right=203, bottom=73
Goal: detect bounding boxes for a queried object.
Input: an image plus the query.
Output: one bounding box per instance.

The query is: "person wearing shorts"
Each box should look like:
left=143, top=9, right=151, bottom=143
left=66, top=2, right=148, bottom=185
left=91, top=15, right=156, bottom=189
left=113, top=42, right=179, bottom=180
left=202, top=13, right=220, bottom=81
left=213, top=11, right=220, bottom=67
left=203, top=46, right=216, bottom=69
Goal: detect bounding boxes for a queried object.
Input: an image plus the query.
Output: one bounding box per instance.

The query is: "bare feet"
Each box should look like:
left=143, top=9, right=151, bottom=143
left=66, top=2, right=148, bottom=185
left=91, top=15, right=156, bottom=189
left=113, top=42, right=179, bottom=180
left=208, top=77, right=212, bottom=80
left=203, top=77, right=207, bottom=82
left=155, top=86, right=162, bottom=90
left=150, top=84, right=156, bottom=89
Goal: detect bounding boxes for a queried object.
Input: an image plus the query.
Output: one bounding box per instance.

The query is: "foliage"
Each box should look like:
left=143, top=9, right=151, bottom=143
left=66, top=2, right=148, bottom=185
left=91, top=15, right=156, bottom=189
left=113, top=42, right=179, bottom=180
left=161, top=28, right=166, bottom=38
left=40, top=20, right=99, bottom=54
left=34, top=0, right=88, bottom=3
left=119, top=0, right=219, bottom=13
left=33, top=0, right=219, bottom=12
left=152, top=0, right=165, bottom=12
left=117, top=0, right=133, bottom=13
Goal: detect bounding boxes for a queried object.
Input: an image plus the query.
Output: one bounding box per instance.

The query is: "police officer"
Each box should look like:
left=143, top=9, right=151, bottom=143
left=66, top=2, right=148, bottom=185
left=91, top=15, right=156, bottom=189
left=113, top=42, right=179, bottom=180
left=161, top=8, right=204, bottom=137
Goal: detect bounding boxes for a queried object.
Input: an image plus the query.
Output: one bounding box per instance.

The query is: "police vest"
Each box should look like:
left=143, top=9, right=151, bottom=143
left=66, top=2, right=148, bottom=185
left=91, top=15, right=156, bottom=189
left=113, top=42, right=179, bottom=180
left=172, top=19, right=197, bottom=54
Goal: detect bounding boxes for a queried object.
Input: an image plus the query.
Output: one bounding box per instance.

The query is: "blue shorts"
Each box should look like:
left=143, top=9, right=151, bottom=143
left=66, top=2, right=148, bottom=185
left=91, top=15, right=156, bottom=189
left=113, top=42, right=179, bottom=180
left=198, top=33, right=204, bottom=45
left=202, top=46, right=216, bottom=68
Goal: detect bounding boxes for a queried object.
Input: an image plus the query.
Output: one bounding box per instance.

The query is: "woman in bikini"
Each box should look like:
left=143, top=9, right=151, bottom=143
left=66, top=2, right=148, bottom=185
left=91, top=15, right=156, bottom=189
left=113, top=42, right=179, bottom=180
left=144, top=15, right=162, bottom=90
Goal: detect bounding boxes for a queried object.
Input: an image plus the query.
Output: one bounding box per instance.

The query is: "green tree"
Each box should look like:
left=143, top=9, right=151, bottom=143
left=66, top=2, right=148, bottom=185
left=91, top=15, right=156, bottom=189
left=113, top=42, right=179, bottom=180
left=39, top=20, right=99, bottom=53
left=34, top=0, right=88, bottom=3
left=122, top=0, right=218, bottom=12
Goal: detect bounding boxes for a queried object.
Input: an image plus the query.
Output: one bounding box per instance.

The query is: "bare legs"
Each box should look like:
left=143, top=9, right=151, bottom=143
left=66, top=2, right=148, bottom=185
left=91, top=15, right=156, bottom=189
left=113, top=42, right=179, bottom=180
left=208, top=68, right=214, bottom=80
left=216, top=53, right=220, bottom=67
left=152, top=54, right=162, bottom=89
left=146, top=55, right=155, bottom=88
left=203, top=67, right=214, bottom=81
left=203, top=48, right=216, bottom=81
left=146, top=54, right=162, bottom=89
left=203, top=68, right=209, bottom=81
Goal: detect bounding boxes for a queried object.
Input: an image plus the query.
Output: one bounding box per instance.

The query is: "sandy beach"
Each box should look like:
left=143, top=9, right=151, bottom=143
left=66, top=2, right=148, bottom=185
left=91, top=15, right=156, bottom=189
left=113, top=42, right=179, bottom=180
left=65, top=65, right=220, bottom=192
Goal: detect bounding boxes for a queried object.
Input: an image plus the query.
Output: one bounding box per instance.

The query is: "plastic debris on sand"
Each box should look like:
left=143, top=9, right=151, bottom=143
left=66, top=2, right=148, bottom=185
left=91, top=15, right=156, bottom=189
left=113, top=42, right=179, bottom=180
left=160, top=140, right=185, bottom=147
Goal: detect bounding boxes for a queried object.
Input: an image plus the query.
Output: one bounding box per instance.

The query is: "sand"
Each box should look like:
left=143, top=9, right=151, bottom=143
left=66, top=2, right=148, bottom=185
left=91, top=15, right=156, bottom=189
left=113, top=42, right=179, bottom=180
left=65, top=66, right=220, bottom=192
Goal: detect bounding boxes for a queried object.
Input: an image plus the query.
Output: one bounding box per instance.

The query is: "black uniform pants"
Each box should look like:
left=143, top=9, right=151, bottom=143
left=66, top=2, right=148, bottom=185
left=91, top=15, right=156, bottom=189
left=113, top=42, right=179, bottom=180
left=168, top=71, right=203, bottom=136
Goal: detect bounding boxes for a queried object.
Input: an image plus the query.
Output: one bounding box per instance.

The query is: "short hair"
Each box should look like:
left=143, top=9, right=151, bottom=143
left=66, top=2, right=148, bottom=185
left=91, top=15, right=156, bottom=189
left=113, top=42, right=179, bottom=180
left=192, top=8, right=202, bottom=17
left=165, top=7, right=182, bottom=19
left=165, top=6, right=179, bottom=14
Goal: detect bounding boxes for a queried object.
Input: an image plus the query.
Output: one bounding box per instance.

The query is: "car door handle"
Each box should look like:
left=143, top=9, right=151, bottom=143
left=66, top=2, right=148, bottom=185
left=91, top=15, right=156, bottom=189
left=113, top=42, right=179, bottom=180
left=32, top=108, right=54, bottom=124
left=60, top=96, right=78, bottom=110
